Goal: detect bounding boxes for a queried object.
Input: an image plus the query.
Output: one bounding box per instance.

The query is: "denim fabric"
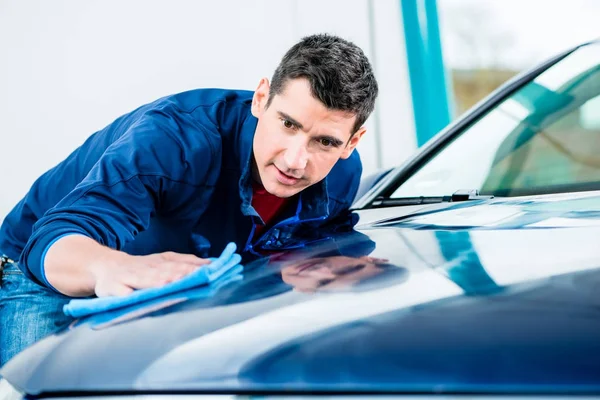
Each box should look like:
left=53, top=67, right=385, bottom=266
left=0, top=261, right=72, bottom=366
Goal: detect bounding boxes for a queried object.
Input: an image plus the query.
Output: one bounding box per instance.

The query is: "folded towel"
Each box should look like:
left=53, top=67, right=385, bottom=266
left=75, top=265, right=244, bottom=329
left=64, top=242, right=242, bottom=318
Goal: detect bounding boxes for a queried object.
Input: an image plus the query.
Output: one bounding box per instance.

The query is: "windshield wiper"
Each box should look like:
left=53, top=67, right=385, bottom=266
left=371, top=189, right=494, bottom=208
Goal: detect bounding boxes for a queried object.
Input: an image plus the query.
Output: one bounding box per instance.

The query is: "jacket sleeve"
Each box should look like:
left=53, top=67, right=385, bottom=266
left=19, top=109, right=215, bottom=287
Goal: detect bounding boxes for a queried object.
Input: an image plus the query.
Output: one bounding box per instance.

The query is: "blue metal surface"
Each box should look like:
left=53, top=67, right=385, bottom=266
left=2, top=194, right=600, bottom=394
left=400, top=0, right=452, bottom=146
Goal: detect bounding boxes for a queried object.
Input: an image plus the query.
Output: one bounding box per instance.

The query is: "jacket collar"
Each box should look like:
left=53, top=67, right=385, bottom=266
left=237, top=112, right=329, bottom=222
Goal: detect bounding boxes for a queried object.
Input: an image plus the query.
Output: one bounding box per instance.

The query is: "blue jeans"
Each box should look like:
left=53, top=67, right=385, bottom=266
left=0, top=260, right=73, bottom=366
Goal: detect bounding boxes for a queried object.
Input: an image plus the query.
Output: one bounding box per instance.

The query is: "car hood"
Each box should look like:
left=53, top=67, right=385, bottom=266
left=3, top=193, right=600, bottom=395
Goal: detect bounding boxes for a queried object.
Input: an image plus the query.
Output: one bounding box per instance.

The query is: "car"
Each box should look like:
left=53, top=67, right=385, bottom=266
left=2, top=40, right=600, bottom=399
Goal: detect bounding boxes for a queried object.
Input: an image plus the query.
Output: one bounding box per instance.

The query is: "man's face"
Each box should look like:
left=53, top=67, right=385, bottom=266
left=251, top=77, right=366, bottom=198
left=280, top=255, right=388, bottom=292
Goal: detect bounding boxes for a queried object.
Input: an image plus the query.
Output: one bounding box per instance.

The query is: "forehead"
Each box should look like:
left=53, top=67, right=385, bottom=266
left=272, top=78, right=356, bottom=136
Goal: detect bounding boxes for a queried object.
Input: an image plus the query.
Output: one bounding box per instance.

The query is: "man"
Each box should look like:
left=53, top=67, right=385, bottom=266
left=0, top=33, right=378, bottom=365
left=280, top=255, right=405, bottom=293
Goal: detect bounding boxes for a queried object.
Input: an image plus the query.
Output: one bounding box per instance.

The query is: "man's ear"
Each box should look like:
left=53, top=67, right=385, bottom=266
left=340, top=126, right=367, bottom=159
left=251, top=77, right=270, bottom=118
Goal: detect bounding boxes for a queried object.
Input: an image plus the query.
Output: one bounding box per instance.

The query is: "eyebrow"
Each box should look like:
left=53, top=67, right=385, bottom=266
left=277, top=111, right=304, bottom=130
left=317, top=135, right=345, bottom=147
left=278, top=111, right=346, bottom=147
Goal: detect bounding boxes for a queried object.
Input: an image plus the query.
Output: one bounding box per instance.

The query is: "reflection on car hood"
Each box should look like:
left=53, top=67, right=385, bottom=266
left=3, top=192, right=600, bottom=395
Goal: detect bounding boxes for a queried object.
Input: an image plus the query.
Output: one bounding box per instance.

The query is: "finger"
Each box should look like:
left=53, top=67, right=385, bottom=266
left=156, top=261, right=203, bottom=276
left=162, top=267, right=197, bottom=283
left=152, top=263, right=194, bottom=283
left=120, top=269, right=171, bottom=290
left=160, top=252, right=210, bottom=265
left=122, top=262, right=200, bottom=289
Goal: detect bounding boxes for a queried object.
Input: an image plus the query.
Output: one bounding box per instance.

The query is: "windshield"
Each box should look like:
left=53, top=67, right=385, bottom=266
left=391, top=43, right=600, bottom=198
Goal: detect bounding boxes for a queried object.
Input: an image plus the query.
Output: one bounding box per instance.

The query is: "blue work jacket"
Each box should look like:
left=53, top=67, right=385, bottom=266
left=0, top=89, right=362, bottom=288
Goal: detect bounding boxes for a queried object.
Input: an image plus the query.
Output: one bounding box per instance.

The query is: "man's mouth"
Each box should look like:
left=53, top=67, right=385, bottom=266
left=274, top=166, right=301, bottom=186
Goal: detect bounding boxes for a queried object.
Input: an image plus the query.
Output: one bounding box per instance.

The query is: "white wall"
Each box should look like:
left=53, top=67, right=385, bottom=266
left=0, top=0, right=416, bottom=219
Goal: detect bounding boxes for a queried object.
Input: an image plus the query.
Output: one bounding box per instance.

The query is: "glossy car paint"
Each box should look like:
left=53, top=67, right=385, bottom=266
left=2, top=192, right=600, bottom=395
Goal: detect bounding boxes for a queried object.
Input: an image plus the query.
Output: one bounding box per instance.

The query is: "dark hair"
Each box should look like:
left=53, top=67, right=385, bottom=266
left=267, top=33, right=379, bottom=134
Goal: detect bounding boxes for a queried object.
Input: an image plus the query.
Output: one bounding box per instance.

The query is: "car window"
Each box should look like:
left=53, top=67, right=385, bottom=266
left=391, top=43, right=600, bottom=198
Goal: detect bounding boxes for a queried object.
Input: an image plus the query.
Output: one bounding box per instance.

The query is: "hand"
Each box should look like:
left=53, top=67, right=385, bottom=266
left=88, top=251, right=211, bottom=297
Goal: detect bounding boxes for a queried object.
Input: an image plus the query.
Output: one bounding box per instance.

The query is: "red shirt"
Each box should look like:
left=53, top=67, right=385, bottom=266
left=251, top=182, right=294, bottom=239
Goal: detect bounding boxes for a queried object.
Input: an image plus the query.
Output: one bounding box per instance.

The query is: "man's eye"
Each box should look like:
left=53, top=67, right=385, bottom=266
left=282, top=119, right=295, bottom=129
left=319, top=138, right=333, bottom=147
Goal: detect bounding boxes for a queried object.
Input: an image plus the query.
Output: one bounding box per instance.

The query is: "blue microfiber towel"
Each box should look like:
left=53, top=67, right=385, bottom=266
left=64, top=242, right=243, bottom=318
left=75, top=265, right=244, bottom=329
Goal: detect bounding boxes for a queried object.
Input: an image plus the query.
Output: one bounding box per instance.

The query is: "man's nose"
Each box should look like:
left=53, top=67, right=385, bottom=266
left=283, top=138, right=309, bottom=171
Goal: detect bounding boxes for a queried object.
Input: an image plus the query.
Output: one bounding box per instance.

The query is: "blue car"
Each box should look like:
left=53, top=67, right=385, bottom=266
left=2, top=40, right=600, bottom=399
